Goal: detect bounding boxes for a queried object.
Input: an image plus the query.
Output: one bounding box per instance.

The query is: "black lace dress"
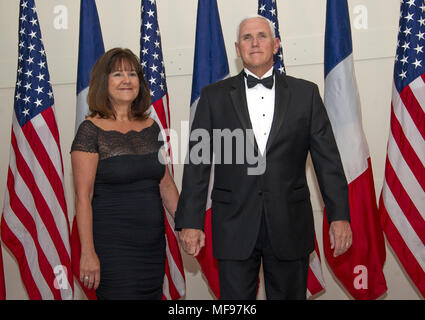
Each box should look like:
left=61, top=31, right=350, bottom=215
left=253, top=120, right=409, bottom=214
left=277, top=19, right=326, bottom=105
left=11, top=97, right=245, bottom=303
left=71, top=120, right=166, bottom=300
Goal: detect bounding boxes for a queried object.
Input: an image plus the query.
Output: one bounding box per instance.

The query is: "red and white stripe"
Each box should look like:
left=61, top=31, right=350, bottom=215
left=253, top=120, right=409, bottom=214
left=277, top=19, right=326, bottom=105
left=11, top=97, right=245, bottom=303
left=307, top=238, right=325, bottom=298
left=380, top=75, right=425, bottom=297
left=149, top=94, right=186, bottom=300
left=1, top=107, right=73, bottom=300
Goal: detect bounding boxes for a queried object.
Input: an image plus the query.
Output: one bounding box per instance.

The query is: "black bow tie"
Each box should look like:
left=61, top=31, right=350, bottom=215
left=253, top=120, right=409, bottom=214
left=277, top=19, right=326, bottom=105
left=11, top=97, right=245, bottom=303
left=245, top=73, right=274, bottom=89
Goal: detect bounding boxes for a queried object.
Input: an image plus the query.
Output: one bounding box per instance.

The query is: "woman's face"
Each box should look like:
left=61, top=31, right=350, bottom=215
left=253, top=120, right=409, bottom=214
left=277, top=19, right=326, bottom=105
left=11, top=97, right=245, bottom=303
left=107, top=60, right=140, bottom=108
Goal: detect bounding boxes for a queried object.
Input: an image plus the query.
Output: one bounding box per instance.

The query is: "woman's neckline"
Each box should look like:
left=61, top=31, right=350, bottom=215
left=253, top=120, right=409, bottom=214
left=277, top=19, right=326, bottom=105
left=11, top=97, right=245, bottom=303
left=85, top=118, right=156, bottom=135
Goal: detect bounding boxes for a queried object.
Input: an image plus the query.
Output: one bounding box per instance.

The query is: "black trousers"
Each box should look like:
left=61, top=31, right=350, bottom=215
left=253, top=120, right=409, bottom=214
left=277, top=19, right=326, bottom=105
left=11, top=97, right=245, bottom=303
left=218, top=213, right=309, bottom=300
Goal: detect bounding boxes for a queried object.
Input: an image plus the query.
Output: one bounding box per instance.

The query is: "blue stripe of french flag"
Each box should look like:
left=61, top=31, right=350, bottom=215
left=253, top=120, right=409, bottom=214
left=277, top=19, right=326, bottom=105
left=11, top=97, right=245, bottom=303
left=75, top=0, right=105, bottom=133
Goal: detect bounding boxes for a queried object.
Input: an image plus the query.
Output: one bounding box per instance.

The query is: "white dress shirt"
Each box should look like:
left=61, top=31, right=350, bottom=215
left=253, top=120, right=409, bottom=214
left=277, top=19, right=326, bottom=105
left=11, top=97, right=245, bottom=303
left=244, top=66, right=275, bottom=155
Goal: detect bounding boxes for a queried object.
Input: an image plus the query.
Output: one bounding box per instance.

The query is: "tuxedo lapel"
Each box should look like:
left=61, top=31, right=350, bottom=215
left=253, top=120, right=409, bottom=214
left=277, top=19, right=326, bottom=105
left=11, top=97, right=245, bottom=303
left=230, top=72, right=259, bottom=153
left=265, top=73, right=291, bottom=154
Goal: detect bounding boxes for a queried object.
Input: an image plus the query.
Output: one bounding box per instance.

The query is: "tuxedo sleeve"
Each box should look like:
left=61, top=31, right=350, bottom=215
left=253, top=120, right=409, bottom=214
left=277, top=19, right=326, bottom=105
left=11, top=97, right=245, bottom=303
left=308, top=84, right=351, bottom=223
left=174, top=88, right=214, bottom=230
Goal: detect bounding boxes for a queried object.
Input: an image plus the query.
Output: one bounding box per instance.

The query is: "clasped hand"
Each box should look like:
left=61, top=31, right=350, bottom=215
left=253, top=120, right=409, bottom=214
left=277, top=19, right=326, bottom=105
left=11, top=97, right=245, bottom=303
left=178, top=221, right=351, bottom=258
left=178, top=228, right=205, bottom=257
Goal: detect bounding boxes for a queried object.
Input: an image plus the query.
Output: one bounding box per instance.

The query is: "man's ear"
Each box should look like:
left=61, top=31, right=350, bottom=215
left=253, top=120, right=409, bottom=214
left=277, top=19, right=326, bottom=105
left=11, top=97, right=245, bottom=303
left=273, top=37, right=281, bottom=55
left=235, top=42, right=241, bottom=58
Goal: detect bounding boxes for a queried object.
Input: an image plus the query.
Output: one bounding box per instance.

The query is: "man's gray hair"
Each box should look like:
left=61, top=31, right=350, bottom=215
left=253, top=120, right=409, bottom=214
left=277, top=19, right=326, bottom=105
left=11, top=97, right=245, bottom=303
left=236, top=14, right=276, bottom=42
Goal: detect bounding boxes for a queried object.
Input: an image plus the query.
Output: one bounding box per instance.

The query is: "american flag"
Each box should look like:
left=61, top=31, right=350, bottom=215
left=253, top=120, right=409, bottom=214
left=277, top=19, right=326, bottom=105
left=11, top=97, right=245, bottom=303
left=379, top=0, right=425, bottom=298
left=140, top=0, right=185, bottom=300
left=258, top=0, right=325, bottom=298
left=0, top=0, right=73, bottom=300
left=258, top=0, right=286, bottom=75
left=324, top=0, right=387, bottom=299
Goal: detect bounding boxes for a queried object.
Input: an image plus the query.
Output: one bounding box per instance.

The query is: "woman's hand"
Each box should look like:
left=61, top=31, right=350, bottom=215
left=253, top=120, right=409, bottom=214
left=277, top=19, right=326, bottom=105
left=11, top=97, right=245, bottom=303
left=80, top=251, right=101, bottom=290
left=72, top=149, right=99, bottom=290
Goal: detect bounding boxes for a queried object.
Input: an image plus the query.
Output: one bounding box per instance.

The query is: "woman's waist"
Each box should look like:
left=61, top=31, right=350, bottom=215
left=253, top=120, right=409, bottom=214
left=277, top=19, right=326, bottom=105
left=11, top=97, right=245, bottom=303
left=93, top=179, right=160, bottom=195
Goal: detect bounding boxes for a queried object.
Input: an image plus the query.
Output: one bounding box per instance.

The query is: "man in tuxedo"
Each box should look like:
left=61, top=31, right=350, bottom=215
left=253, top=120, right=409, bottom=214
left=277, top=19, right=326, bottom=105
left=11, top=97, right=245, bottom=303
left=175, top=15, right=352, bottom=300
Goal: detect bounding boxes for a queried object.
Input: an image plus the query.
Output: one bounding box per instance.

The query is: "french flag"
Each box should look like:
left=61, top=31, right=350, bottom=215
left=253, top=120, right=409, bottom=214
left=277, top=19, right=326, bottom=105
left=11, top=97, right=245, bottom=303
left=71, top=0, right=105, bottom=300
left=189, top=0, right=230, bottom=299
left=323, top=0, right=387, bottom=299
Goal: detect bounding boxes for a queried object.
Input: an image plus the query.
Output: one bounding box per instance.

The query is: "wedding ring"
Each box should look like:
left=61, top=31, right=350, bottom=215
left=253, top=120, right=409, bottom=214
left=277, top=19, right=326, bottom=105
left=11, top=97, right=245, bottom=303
left=84, top=275, right=89, bottom=280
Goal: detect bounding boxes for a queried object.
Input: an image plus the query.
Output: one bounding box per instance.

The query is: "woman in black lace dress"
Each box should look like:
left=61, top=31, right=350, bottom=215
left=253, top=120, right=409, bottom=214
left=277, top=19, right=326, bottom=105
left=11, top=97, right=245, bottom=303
left=71, top=48, right=179, bottom=300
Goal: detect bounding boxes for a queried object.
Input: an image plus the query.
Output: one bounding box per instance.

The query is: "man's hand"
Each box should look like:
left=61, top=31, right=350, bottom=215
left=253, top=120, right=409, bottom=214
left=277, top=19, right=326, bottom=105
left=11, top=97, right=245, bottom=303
left=178, top=228, right=205, bottom=257
left=329, top=220, right=352, bottom=257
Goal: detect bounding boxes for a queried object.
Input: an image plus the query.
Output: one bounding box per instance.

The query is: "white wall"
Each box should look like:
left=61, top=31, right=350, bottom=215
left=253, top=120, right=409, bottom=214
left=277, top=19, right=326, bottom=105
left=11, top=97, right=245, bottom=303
left=0, top=0, right=422, bottom=300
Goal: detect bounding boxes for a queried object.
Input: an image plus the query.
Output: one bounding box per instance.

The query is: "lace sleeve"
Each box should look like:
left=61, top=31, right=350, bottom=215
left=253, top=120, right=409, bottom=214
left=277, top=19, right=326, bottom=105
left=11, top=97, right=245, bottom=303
left=154, top=121, right=167, bottom=151
left=71, top=120, right=99, bottom=153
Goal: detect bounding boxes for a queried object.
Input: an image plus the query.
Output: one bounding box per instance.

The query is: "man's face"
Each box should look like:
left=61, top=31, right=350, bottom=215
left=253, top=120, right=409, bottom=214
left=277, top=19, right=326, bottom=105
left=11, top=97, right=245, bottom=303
left=235, top=17, right=280, bottom=76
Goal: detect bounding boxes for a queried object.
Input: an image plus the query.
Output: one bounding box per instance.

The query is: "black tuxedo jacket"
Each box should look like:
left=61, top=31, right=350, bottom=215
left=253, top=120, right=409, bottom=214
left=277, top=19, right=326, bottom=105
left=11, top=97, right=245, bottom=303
left=175, top=71, right=350, bottom=261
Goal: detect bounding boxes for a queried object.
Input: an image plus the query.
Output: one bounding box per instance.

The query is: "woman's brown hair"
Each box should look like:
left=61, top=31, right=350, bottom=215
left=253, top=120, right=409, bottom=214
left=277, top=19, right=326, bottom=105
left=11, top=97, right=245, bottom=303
left=87, top=48, right=151, bottom=120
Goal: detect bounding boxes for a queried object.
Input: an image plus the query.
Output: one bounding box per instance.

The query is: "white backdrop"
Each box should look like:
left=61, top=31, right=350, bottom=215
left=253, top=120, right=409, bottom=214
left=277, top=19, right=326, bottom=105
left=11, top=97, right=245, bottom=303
left=0, top=0, right=421, bottom=299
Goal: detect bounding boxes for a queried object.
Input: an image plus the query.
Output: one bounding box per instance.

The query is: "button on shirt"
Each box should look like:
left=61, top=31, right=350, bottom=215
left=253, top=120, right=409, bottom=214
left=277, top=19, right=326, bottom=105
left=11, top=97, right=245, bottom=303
left=244, top=67, right=275, bottom=155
